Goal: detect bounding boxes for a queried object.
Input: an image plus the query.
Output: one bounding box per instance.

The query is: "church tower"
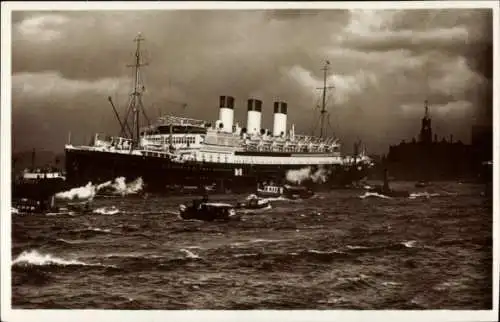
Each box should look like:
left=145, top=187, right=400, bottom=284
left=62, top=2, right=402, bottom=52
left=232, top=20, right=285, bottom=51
left=419, top=99, right=432, bottom=144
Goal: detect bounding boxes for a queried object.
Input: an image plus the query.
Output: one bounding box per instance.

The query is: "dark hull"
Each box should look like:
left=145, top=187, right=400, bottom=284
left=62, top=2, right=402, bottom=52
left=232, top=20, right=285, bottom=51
left=179, top=203, right=237, bottom=222
left=65, top=148, right=371, bottom=193
left=12, top=179, right=70, bottom=201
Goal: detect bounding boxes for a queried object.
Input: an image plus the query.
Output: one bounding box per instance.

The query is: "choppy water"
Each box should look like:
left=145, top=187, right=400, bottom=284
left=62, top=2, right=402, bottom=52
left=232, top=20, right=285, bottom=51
left=12, top=182, right=493, bottom=309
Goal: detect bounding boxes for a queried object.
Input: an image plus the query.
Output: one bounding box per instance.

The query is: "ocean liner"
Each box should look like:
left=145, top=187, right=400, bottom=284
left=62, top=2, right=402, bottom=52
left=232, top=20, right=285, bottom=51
left=64, top=34, right=373, bottom=193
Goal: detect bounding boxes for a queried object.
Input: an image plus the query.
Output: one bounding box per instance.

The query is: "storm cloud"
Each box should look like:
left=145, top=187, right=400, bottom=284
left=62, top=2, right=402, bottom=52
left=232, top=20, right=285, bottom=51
left=11, top=8, right=493, bottom=154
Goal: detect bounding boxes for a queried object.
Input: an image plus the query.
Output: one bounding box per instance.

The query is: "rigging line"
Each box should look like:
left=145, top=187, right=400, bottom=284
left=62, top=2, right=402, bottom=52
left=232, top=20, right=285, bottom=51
left=120, top=95, right=135, bottom=138
left=139, top=97, right=151, bottom=126
left=310, top=111, right=322, bottom=137
left=326, top=112, right=334, bottom=137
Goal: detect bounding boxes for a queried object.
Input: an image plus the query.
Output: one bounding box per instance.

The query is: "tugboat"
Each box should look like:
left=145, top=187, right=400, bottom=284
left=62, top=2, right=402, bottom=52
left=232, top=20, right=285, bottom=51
left=12, top=149, right=70, bottom=213
left=256, top=182, right=314, bottom=200
left=14, top=197, right=54, bottom=214
left=13, top=195, right=93, bottom=215
left=235, top=194, right=271, bottom=211
left=178, top=195, right=238, bottom=222
left=367, top=168, right=409, bottom=198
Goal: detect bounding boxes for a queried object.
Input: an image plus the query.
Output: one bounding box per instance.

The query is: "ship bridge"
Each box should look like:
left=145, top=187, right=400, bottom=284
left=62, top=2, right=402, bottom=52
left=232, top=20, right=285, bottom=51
left=140, top=115, right=208, bottom=136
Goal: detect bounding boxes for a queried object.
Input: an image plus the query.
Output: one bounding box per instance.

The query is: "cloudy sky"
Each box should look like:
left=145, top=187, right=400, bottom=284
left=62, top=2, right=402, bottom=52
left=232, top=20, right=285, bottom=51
left=10, top=7, right=493, bottom=154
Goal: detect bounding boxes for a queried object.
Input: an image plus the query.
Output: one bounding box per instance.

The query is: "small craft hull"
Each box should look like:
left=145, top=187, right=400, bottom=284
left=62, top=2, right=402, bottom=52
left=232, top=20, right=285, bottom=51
left=179, top=202, right=238, bottom=222
left=372, top=187, right=410, bottom=198
left=235, top=198, right=271, bottom=210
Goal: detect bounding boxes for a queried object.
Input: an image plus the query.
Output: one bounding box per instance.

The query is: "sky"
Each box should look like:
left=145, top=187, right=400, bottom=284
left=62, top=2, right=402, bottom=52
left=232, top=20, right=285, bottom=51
left=10, top=7, right=494, bottom=154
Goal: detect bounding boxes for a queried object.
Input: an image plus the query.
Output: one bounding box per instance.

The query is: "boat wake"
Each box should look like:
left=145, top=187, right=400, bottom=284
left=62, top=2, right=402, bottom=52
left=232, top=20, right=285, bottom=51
left=251, top=195, right=303, bottom=203
left=238, top=204, right=273, bottom=214
left=408, top=192, right=440, bottom=199
left=345, top=240, right=419, bottom=253
left=359, top=192, right=392, bottom=199
left=360, top=191, right=444, bottom=200
left=179, top=248, right=201, bottom=259
left=93, top=206, right=120, bottom=215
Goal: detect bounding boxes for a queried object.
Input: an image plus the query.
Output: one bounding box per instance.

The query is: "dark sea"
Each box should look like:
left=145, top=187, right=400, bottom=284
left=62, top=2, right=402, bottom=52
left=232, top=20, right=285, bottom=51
left=11, top=181, right=493, bottom=310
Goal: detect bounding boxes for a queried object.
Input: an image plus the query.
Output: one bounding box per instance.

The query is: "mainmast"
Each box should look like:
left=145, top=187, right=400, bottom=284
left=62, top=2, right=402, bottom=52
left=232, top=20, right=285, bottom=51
left=318, top=60, right=334, bottom=138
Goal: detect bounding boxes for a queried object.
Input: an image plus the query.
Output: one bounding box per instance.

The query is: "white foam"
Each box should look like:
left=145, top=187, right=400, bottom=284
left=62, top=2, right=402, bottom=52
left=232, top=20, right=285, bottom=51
left=12, top=250, right=87, bottom=266
left=105, top=177, right=144, bottom=196
left=402, top=240, right=417, bottom=248
left=179, top=248, right=200, bottom=259
left=93, top=206, right=120, bottom=215
left=55, top=182, right=96, bottom=200
left=359, top=192, right=392, bottom=199
left=408, top=192, right=440, bottom=199
left=55, top=176, right=144, bottom=201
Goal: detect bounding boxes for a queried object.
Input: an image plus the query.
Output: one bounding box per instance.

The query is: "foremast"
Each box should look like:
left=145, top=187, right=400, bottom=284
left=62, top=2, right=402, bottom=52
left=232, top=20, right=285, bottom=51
left=107, top=32, right=150, bottom=148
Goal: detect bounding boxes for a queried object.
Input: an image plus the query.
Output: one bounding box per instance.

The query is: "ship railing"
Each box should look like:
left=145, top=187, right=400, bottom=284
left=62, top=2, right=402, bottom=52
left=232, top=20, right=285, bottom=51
left=292, top=136, right=339, bottom=146
left=157, top=115, right=207, bottom=127
left=241, top=141, right=339, bottom=154
left=140, top=147, right=180, bottom=159
left=194, top=153, right=344, bottom=165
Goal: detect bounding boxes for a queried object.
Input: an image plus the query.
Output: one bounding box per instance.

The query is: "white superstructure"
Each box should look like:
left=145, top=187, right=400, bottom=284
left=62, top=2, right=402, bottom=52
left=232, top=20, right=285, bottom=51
left=65, top=95, right=372, bottom=168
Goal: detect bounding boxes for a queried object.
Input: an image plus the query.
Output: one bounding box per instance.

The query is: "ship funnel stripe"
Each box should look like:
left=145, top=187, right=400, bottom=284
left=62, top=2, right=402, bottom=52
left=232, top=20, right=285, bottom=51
left=247, top=99, right=263, bottom=112
left=219, top=95, right=235, bottom=110
left=273, top=102, right=288, bottom=114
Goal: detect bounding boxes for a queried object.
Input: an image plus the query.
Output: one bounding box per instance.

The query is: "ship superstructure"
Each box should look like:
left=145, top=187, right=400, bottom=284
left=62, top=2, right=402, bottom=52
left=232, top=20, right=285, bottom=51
left=12, top=149, right=67, bottom=202
left=64, top=34, right=372, bottom=192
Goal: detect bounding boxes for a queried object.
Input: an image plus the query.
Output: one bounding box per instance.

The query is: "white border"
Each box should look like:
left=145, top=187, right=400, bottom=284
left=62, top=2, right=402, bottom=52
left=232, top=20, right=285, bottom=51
left=1, top=1, right=498, bottom=322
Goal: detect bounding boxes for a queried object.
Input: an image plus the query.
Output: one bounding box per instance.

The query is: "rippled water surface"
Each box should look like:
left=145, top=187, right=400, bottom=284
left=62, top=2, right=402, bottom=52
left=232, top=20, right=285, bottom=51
left=12, top=182, right=493, bottom=309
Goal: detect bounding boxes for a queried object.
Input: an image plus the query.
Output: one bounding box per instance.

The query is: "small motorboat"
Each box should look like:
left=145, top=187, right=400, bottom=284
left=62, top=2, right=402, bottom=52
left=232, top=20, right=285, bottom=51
left=13, top=198, right=49, bottom=214
left=371, top=186, right=410, bottom=198
left=66, top=200, right=94, bottom=214
left=256, top=182, right=314, bottom=200
left=235, top=194, right=271, bottom=211
left=13, top=195, right=95, bottom=215
left=282, top=184, right=315, bottom=199
left=179, top=198, right=238, bottom=222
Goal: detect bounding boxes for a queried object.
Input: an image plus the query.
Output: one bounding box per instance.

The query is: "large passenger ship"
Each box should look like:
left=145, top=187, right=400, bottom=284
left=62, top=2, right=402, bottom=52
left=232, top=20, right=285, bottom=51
left=64, top=34, right=373, bottom=193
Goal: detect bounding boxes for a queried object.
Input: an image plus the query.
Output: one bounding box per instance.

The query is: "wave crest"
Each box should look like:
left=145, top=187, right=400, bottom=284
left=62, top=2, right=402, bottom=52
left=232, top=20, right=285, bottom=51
left=13, top=250, right=89, bottom=267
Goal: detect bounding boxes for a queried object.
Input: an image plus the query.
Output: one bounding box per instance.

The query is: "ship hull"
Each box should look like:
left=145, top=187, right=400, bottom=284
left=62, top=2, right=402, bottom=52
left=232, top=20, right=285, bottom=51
left=65, top=148, right=371, bottom=193
left=12, top=179, right=69, bottom=201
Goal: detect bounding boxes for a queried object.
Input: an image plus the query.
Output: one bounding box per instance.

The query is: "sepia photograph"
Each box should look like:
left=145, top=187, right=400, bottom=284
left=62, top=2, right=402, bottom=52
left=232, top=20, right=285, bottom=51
left=1, top=1, right=498, bottom=321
